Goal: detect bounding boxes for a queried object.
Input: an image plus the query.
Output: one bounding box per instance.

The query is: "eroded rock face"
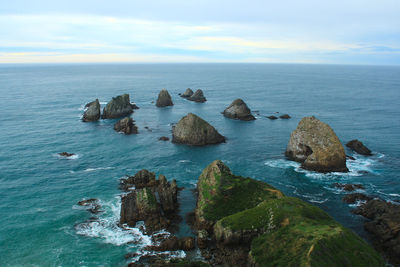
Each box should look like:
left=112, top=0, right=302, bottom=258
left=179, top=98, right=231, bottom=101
left=180, top=88, right=194, bottom=98
left=120, top=169, right=157, bottom=191
left=222, top=99, right=255, bottom=121
left=188, top=89, right=206, bottom=103
left=157, top=175, right=178, bottom=214
left=114, top=117, right=138, bottom=134
left=353, top=199, right=400, bottom=264
left=285, top=116, right=348, bottom=173
left=102, top=94, right=133, bottom=119
left=83, top=99, right=100, bottom=122
left=172, top=113, right=225, bottom=146
left=346, top=139, right=372, bottom=156
left=156, top=89, right=173, bottom=107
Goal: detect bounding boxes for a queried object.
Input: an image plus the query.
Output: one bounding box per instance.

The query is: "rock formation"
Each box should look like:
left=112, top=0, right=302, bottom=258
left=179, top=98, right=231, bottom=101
left=58, top=152, right=75, bottom=157
left=156, top=89, right=173, bottom=107
left=180, top=88, right=194, bottom=98
left=279, top=114, right=291, bottom=119
left=193, top=160, right=384, bottom=266
left=159, top=136, right=169, bottom=141
left=172, top=113, right=225, bottom=146
left=82, top=99, right=100, bottom=122
left=333, top=183, right=364, bottom=192
left=266, top=115, right=278, bottom=120
left=77, top=198, right=101, bottom=214
left=222, top=99, right=255, bottom=121
left=346, top=139, right=372, bottom=156
left=188, top=89, right=206, bottom=103
left=102, top=94, right=133, bottom=119
left=343, top=193, right=372, bottom=204
left=114, top=117, right=138, bottom=134
left=285, top=116, right=348, bottom=172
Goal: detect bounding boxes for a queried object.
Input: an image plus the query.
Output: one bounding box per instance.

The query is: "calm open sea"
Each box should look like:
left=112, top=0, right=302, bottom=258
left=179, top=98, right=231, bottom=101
left=0, top=63, right=399, bottom=266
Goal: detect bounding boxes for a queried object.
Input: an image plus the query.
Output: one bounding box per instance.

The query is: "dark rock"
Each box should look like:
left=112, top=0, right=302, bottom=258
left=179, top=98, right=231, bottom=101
left=180, top=88, right=194, bottom=98
left=146, top=236, right=195, bottom=251
left=346, top=155, right=356, bottom=160
left=102, top=94, right=133, bottom=119
left=131, top=103, right=140, bottom=109
left=353, top=199, right=400, bottom=265
left=172, top=113, right=225, bottom=146
left=114, top=117, right=138, bottom=134
left=188, top=89, right=206, bottom=103
left=266, top=115, right=278, bottom=120
left=120, top=169, right=157, bottom=191
left=343, top=193, right=372, bottom=204
left=83, top=99, right=100, bottom=122
left=222, top=99, right=255, bottom=121
left=144, top=126, right=152, bottom=132
left=346, top=139, right=372, bottom=156
left=159, top=136, right=170, bottom=141
left=285, top=116, right=348, bottom=173
left=333, top=183, right=365, bottom=192
left=58, top=152, right=75, bottom=157
left=279, top=114, right=291, bottom=119
left=156, top=89, right=173, bottom=107
left=157, top=175, right=178, bottom=214
left=77, top=198, right=101, bottom=214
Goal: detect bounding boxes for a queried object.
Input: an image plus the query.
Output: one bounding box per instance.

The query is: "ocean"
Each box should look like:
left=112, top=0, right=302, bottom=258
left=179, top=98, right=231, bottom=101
left=0, top=63, right=399, bottom=266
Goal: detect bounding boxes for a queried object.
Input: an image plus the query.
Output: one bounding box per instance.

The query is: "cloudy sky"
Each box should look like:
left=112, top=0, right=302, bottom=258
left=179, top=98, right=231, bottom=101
left=1, top=0, right=399, bottom=64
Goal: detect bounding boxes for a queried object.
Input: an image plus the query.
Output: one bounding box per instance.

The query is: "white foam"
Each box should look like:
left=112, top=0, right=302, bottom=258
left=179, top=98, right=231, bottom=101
left=100, top=102, right=107, bottom=105
left=179, top=160, right=191, bottom=163
left=84, top=167, right=114, bottom=172
left=56, top=153, right=79, bottom=160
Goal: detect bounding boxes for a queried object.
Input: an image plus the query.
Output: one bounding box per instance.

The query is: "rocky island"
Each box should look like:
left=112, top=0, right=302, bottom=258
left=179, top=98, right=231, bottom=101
left=156, top=89, right=174, bottom=107
left=222, top=99, right=255, bottom=121
left=285, top=116, right=348, bottom=172
left=188, top=89, right=207, bottom=103
left=102, top=94, right=134, bottom=119
left=82, top=99, right=100, bottom=122
left=114, top=117, right=138, bottom=134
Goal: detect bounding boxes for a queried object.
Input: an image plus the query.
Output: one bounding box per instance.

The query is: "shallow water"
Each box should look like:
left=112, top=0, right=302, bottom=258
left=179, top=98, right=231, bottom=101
left=0, top=63, right=399, bottom=266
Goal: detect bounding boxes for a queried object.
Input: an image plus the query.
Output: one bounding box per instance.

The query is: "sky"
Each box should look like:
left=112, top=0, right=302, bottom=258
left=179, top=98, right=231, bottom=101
left=0, top=0, right=399, bottom=64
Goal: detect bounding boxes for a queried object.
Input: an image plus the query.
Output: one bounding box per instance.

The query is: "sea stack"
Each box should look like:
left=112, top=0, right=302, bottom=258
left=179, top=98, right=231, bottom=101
left=346, top=139, right=372, bottom=156
left=113, top=117, right=138, bottom=134
left=285, top=116, right=348, bottom=172
left=156, top=89, right=173, bottom=107
left=180, top=88, right=194, bottom=98
left=172, top=113, right=225, bottom=146
left=102, top=94, right=133, bottom=119
left=222, top=99, right=255, bottom=121
left=82, top=99, right=100, bottom=122
left=188, top=89, right=206, bottom=103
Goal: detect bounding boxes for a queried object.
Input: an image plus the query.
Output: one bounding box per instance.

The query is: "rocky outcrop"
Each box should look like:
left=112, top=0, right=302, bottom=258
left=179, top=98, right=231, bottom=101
left=180, top=88, right=194, bottom=98
left=188, top=89, right=206, bottom=103
left=146, top=236, right=195, bottom=251
left=172, top=113, right=225, bottom=146
left=156, top=89, right=173, bottom=107
left=77, top=198, right=101, bottom=214
left=222, top=99, right=255, bottom=121
left=343, top=193, right=372, bottom=204
left=333, top=183, right=364, bottom=192
left=266, top=115, right=278, bottom=120
left=119, top=170, right=179, bottom=233
left=159, top=136, right=169, bottom=141
left=82, top=99, right=100, bottom=122
left=193, top=160, right=384, bottom=266
left=285, top=116, right=348, bottom=173
left=114, top=117, right=138, bottom=134
left=353, top=199, right=400, bottom=264
left=346, top=139, right=372, bottom=156
left=102, top=94, right=133, bottom=119
left=279, top=114, right=291, bottom=119
left=58, top=152, right=75, bottom=157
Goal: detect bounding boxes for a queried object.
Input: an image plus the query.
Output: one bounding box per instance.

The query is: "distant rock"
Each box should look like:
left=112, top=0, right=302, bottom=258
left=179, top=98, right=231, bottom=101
left=82, top=99, right=100, bottom=122
left=333, top=183, right=364, bottom=192
left=222, top=99, right=255, bottom=121
left=266, top=115, right=278, bottom=120
left=114, top=117, right=138, bottom=135
left=180, top=88, right=194, bottom=98
left=343, top=193, right=372, bottom=204
left=172, top=113, right=225, bottom=146
left=188, top=89, right=206, bottom=103
left=285, top=116, right=348, bottom=173
left=102, top=94, right=133, bottom=119
left=346, top=139, right=372, bottom=156
left=156, top=89, right=173, bottom=107
left=279, top=114, right=291, bottom=119
left=159, top=136, right=170, bottom=141
left=58, top=152, right=75, bottom=157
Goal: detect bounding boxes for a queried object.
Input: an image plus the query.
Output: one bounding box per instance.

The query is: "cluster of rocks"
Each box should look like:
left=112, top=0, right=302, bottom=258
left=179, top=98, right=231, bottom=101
left=180, top=88, right=207, bottom=103
left=266, top=114, right=291, bottom=120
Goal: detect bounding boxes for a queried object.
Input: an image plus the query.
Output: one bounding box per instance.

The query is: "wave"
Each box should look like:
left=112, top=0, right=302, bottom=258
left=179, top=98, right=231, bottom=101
left=84, top=167, right=114, bottom=172
left=178, top=160, right=191, bottom=163
left=100, top=102, right=107, bottom=105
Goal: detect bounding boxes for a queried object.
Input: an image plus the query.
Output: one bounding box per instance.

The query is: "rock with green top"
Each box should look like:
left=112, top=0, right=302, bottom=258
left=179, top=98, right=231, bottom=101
left=194, top=160, right=384, bottom=266
left=172, top=113, right=225, bottom=146
left=82, top=99, right=100, bottom=122
left=156, top=89, right=173, bottom=107
left=222, top=98, right=255, bottom=121
left=102, top=94, right=133, bottom=119
left=285, top=116, right=348, bottom=173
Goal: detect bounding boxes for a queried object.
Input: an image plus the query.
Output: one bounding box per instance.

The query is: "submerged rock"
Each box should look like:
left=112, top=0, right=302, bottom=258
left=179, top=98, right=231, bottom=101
left=353, top=199, right=400, bottom=265
left=194, top=160, right=384, bottom=266
left=172, top=113, right=225, bottom=146
left=114, top=117, right=138, bottom=134
left=188, top=89, right=206, bottom=103
left=279, top=114, right=291, bottom=119
left=333, top=183, right=364, bottom=192
left=156, top=89, right=173, bottom=107
left=159, top=136, right=169, bottom=141
left=343, top=193, right=372, bottom=204
left=180, top=88, right=194, bottom=98
left=58, top=152, right=75, bottom=157
left=77, top=198, right=101, bottom=214
left=102, top=94, right=133, bottom=119
left=222, top=99, right=255, bottom=121
left=82, top=99, right=100, bottom=122
left=266, top=115, right=278, bottom=120
left=285, top=116, right=348, bottom=173
left=346, top=139, right=372, bottom=156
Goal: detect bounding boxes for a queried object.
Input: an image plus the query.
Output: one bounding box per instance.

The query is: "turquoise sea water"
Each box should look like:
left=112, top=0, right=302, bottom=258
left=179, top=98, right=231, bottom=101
left=0, top=63, right=399, bottom=266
